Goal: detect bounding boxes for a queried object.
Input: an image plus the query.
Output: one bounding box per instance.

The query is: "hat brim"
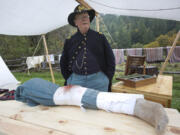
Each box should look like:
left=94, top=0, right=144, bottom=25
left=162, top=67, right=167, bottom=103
left=68, top=9, right=95, bottom=27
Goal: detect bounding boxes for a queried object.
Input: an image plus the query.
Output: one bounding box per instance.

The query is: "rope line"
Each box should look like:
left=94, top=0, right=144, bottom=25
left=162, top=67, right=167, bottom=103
left=32, top=36, right=43, bottom=57
left=89, top=0, right=180, bottom=11
left=99, top=15, right=115, bottom=44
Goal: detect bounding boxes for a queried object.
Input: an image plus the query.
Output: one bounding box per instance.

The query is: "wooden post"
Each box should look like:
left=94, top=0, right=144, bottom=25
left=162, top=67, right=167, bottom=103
left=159, top=30, right=180, bottom=75
left=96, top=14, right=100, bottom=32
left=42, top=35, right=55, bottom=83
left=143, top=65, right=146, bottom=75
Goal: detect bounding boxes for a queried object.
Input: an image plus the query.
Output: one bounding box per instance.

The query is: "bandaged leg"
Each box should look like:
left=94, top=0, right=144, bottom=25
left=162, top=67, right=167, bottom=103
left=96, top=92, right=144, bottom=115
left=134, top=99, right=168, bottom=135
left=53, top=85, right=87, bottom=106
left=89, top=90, right=168, bottom=135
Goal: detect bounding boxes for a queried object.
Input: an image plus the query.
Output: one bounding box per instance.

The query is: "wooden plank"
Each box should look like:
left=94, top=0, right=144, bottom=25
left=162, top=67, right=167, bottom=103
left=0, top=101, right=155, bottom=135
left=0, top=116, right=67, bottom=135
left=165, top=108, right=180, bottom=135
left=0, top=101, right=179, bottom=135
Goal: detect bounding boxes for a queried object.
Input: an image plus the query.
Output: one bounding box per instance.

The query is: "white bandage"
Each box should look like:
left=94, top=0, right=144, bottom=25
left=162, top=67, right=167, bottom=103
left=96, top=92, right=144, bottom=115
left=53, top=86, right=87, bottom=106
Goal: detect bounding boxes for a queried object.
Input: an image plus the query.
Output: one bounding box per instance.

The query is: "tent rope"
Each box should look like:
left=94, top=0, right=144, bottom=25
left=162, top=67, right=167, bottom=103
left=27, top=36, right=43, bottom=75
left=88, top=0, right=180, bottom=11
left=32, top=36, right=43, bottom=57
left=98, top=15, right=115, bottom=44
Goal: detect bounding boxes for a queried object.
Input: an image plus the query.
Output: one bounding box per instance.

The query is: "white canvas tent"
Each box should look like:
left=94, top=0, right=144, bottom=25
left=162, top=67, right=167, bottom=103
left=0, top=56, right=20, bottom=90
left=0, top=0, right=179, bottom=36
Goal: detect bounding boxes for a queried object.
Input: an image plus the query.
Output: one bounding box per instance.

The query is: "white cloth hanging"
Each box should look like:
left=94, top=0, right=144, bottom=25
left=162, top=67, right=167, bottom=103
left=26, top=56, right=44, bottom=69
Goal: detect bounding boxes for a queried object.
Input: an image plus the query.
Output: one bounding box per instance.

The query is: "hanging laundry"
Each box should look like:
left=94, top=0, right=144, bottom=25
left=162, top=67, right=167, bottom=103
left=167, top=46, right=180, bottom=63
left=145, top=47, right=164, bottom=63
left=113, top=49, right=125, bottom=64
left=126, top=48, right=143, bottom=56
left=58, top=54, right=62, bottom=61
left=26, top=56, right=44, bottom=69
left=46, top=54, right=55, bottom=64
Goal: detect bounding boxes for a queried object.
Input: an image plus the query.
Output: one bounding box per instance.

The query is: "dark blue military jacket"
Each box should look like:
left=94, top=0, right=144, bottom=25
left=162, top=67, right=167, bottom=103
left=60, top=29, right=115, bottom=91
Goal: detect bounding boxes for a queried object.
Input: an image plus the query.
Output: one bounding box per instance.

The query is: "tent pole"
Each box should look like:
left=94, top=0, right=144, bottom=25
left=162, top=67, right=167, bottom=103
left=76, top=0, right=98, bottom=16
left=96, top=14, right=100, bottom=32
left=159, top=30, right=180, bottom=75
left=42, top=34, right=55, bottom=83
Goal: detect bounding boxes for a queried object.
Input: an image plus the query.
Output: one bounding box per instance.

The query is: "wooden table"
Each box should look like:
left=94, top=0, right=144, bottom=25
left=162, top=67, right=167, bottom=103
left=0, top=101, right=179, bottom=135
left=112, top=75, right=172, bottom=107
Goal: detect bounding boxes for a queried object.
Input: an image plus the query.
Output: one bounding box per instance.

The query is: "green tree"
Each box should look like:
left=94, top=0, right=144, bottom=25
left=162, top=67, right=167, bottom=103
left=156, top=35, right=171, bottom=47
left=144, top=41, right=159, bottom=48
left=132, top=42, right=144, bottom=48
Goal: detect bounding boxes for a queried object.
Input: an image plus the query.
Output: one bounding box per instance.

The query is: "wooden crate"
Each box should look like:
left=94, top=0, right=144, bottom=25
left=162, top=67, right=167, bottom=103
left=112, top=75, right=172, bottom=107
left=125, top=55, right=146, bottom=75
left=116, top=75, right=157, bottom=88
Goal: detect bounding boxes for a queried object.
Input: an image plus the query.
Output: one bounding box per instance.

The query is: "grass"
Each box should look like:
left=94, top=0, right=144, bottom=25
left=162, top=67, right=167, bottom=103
left=13, top=64, right=180, bottom=112
left=13, top=70, right=65, bottom=86
left=171, top=74, right=180, bottom=112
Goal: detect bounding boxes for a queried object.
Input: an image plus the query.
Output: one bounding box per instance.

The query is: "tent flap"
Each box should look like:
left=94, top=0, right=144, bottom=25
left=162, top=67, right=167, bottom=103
left=0, top=56, right=20, bottom=90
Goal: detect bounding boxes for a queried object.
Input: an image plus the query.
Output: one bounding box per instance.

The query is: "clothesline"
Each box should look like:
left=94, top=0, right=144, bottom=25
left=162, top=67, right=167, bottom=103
left=26, top=54, right=61, bottom=70
left=113, top=46, right=180, bottom=64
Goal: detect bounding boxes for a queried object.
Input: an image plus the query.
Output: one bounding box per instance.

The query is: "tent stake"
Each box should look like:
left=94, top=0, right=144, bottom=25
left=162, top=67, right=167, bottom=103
left=42, top=34, right=55, bottom=83
left=159, top=30, right=180, bottom=75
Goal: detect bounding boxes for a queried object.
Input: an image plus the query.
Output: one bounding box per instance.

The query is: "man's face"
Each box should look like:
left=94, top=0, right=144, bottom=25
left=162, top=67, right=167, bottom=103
left=74, top=12, right=90, bottom=31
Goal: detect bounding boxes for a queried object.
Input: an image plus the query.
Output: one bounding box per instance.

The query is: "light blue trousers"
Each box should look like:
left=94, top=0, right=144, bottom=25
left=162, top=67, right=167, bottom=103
left=15, top=78, right=99, bottom=109
left=67, top=72, right=109, bottom=92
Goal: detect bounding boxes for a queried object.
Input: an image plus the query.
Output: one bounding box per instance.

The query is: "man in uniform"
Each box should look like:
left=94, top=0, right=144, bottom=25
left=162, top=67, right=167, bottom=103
left=60, top=5, right=115, bottom=92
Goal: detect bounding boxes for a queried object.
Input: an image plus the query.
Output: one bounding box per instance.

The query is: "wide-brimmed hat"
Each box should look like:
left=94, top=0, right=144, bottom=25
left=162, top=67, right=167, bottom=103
left=68, top=5, right=95, bottom=27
